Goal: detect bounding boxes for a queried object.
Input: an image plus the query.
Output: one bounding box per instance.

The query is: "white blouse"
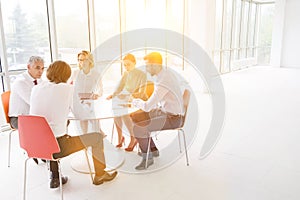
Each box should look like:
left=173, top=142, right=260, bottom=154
left=30, top=81, right=74, bottom=137
left=72, top=68, right=103, bottom=119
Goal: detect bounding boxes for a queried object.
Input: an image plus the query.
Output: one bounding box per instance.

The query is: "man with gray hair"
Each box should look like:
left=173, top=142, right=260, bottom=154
left=9, top=56, right=45, bottom=128
left=8, top=56, right=45, bottom=164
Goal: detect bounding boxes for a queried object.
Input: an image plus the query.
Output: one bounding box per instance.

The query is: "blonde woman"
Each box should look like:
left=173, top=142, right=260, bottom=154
left=72, top=50, right=103, bottom=134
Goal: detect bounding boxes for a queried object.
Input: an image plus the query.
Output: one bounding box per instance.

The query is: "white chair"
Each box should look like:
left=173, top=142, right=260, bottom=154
left=145, top=89, right=191, bottom=168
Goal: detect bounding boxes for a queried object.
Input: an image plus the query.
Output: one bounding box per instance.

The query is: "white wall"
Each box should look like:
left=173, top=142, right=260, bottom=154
left=280, top=0, right=300, bottom=68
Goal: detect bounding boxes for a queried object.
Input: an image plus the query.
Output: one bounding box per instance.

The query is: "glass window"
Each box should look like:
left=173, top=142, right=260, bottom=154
left=54, top=0, right=89, bottom=64
left=233, top=0, right=242, bottom=60
left=214, top=0, right=223, bottom=50
left=122, top=0, right=145, bottom=31
left=248, top=3, right=257, bottom=57
left=1, top=0, right=50, bottom=71
left=224, top=0, right=233, bottom=50
left=0, top=58, right=4, bottom=92
left=145, top=0, right=166, bottom=29
left=240, top=1, right=249, bottom=60
left=214, top=0, right=275, bottom=72
left=94, top=0, right=120, bottom=48
left=257, top=3, right=275, bottom=65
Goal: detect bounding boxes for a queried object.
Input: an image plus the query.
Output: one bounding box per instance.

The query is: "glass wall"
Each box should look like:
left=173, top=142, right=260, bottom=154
left=1, top=0, right=50, bottom=71
left=213, top=0, right=275, bottom=73
left=54, top=0, right=89, bottom=64
left=257, top=3, right=275, bottom=65
left=0, top=0, right=188, bottom=91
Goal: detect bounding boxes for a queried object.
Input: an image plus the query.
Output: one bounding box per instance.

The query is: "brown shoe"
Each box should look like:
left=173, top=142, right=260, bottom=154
left=93, top=171, right=118, bottom=185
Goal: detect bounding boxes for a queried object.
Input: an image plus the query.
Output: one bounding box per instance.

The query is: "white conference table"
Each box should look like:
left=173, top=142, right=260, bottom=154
left=69, top=95, right=137, bottom=174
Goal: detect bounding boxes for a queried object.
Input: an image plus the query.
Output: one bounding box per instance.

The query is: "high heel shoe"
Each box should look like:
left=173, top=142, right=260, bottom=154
left=125, top=141, right=138, bottom=152
left=116, top=136, right=125, bottom=148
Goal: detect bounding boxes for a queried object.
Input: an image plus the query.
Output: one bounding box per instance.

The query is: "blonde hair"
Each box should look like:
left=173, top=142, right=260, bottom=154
left=46, top=60, right=71, bottom=84
left=123, top=53, right=136, bottom=64
left=77, top=50, right=94, bottom=69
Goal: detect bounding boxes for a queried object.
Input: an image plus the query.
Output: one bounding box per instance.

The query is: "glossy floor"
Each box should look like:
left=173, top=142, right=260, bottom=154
left=1, top=66, right=300, bottom=200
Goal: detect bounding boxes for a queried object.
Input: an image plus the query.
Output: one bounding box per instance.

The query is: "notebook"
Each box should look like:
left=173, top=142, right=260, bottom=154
left=78, top=93, right=93, bottom=100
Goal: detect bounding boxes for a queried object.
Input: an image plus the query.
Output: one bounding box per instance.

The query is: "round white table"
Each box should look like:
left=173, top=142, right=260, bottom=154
left=69, top=95, right=137, bottom=174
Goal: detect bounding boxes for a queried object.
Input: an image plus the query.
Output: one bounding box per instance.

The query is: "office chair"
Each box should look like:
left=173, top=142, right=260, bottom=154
left=145, top=89, right=191, bottom=168
left=1, top=91, right=16, bottom=167
left=18, top=115, right=92, bottom=200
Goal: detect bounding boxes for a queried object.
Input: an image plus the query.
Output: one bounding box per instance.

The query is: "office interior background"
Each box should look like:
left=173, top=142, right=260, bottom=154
left=1, top=0, right=300, bottom=199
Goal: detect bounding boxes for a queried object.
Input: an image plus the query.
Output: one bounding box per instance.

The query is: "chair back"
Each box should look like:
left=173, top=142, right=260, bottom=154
left=18, top=115, right=60, bottom=160
left=1, top=91, right=11, bottom=124
left=145, top=81, right=154, bottom=99
left=181, top=89, right=191, bottom=127
left=134, top=81, right=154, bottom=100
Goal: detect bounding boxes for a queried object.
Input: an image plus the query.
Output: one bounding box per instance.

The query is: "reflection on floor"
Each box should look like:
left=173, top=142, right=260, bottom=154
left=1, top=66, right=300, bottom=200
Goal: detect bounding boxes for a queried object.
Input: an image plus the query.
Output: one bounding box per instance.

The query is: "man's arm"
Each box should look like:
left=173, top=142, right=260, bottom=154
left=13, top=80, right=32, bottom=105
left=132, top=83, right=168, bottom=112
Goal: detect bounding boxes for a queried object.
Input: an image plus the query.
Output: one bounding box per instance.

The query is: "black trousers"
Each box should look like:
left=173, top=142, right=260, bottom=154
left=9, top=117, right=18, bottom=129
left=50, top=132, right=106, bottom=177
left=130, top=109, right=183, bottom=153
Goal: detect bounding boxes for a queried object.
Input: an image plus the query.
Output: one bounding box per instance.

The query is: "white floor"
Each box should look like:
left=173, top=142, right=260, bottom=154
left=1, top=66, right=300, bottom=200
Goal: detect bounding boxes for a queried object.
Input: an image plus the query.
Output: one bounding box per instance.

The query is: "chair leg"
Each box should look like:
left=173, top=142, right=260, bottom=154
left=84, top=149, right=94, bottom=182
left=177, top=130, right=182, bottom=153
left=57, top=160, right=64, bottom=200
left=23, top=158, right=29, bottom=200
left=179, top=129, right=189, bottom=166
left=145, top=137, right=151, bottom=169
left=8, top=130, right=13, bottom=167
left=110, top=123, right=114, bottom=144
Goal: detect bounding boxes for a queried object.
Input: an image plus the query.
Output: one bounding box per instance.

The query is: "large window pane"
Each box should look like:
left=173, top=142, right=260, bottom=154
left=94, top=0, right=120, bottom=48
left=248, top=3, right=257, bottom=57
left=54, top=0, right=89, bottom=64
left=166, top=0, right=183, bottom=33
left=240, top=1, right=249, bottom=59
left=1, top=0, right=50, bottom=70
left=145, top=0, right=166, bottom=29
left=123, top=0, right=145, bottom=31
left=233, top=0, right=242, bottom=60
left=257, top=3, right=274, bottom=65
left=214, top=0, right=223, bottom=50
left=224, top=0, right=233, bottom=50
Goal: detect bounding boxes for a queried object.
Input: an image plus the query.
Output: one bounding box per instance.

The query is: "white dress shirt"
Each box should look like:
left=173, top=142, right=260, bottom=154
left=9, top=71, right=42, bottom=117
left=30, top=81, right=74, bottom=137
left=72, top=68, right=103, bottom=119
left=132, top=68, right=184, bottom=115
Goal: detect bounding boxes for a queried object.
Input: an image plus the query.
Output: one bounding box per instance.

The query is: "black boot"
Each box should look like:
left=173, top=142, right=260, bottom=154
left=50, top=172, right=68, bottom=189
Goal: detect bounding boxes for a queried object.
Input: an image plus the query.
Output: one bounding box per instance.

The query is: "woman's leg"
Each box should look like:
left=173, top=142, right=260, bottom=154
left=80, top=120, right=88, bottom=134
left=122, top=115, right=137, bottom=148
left=114, top=117, right=124, bottom=147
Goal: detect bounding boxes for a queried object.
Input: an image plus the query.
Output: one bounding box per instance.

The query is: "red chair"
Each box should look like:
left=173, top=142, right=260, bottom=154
left=18, top=115, right=64, bottom=200
left=1, top=91, right=16, bottom=167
